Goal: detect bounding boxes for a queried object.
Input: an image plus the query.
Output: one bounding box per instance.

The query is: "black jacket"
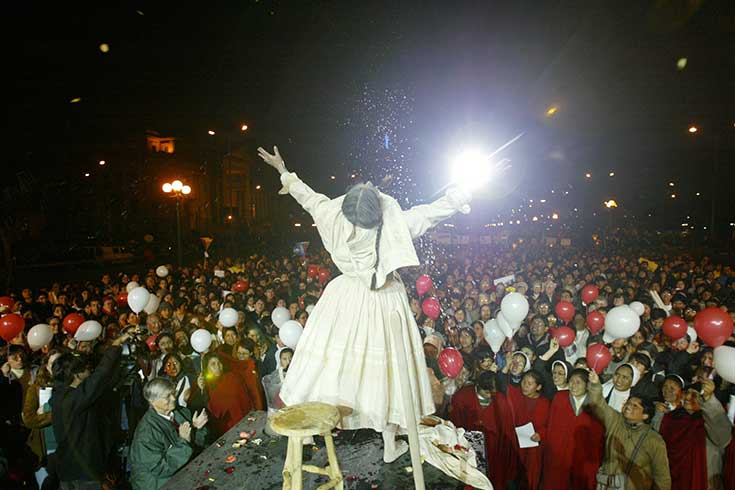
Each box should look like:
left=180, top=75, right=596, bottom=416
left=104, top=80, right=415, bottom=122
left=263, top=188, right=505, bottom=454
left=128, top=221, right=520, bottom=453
left=52, top=345, right=122, bottom=482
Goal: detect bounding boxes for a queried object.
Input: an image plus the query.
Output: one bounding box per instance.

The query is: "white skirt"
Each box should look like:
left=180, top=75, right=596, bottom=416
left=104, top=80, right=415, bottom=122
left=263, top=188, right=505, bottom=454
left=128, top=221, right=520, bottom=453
left=280, top=274, right=435, bottom=431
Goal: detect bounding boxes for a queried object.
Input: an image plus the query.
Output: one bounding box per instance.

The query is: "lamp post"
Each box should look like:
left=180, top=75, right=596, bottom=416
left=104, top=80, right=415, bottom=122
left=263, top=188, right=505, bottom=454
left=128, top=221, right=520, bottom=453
left=162, top=180, right=192, bottom=268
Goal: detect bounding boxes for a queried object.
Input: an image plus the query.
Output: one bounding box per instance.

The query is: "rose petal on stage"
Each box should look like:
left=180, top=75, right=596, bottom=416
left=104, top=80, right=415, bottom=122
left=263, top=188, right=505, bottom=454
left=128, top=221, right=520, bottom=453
left=225, top=455, right=236, bottom=463
left=225, top=466, right=235, bottom=474
left=232, top=443, right=240, bottom=448
left=239, top=431, right=249, bottom=438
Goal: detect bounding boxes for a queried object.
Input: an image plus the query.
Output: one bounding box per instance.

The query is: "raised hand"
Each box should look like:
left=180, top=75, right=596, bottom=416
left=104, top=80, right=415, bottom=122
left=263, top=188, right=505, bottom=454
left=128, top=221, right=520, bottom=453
left=179, top=421, right=192, bottom=442
left=192, top=409, right=209, bottom=429
left=257, top=146, right=287, bottom=174
left=587, top=369, right=600, bottom=385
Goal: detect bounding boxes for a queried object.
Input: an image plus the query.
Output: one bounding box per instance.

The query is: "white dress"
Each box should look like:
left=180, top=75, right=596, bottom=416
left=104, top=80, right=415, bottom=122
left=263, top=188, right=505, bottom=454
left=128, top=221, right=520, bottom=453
left=277, top=172, right=470, bottom=431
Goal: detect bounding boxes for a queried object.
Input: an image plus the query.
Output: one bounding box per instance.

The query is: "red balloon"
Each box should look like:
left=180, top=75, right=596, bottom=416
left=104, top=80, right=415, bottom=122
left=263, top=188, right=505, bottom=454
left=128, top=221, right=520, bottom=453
left=694, top=307, right=734, bottom=348
left=146, top=335, right=158, bottom=352
left=416, top=275, right=433, bottom=296
left=0, top=296, right=14, bottom=312
left=551, top=326, right=576, bottom=347
left=318, top=268, right=331, bottom=285
left=586, top=311, right=605, bottom=335
left=555, top=301, right=575, bottom=324
left=581, top=285, right=599, bottom=305
left=115, top=292, right=128, bottom=307
left=307, top=265, right=320, bottom=279
left=422, top=297, right=441, bottom=320
left=232, top=280, right=249, bottom=293
left=662, top=315, right=688, bottom=340
left=438, top=348, right=464, bottom=378
left=0, top=313, right=25, bottom=342
left=586, top=343, right=612, bottom=374
left=63, top=313, right=85, bottom=335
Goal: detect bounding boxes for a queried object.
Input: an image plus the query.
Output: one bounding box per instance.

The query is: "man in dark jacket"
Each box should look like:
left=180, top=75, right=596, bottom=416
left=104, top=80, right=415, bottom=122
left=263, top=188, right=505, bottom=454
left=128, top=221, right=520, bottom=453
left=129, top=378, right=208, bottom=490
left=51, top=330, right=132, bottom=489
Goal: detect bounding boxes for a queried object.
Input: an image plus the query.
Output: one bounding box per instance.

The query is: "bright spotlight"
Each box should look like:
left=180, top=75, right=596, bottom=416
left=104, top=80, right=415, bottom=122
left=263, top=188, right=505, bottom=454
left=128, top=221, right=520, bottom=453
left=451, top=149, right=496, bottom=192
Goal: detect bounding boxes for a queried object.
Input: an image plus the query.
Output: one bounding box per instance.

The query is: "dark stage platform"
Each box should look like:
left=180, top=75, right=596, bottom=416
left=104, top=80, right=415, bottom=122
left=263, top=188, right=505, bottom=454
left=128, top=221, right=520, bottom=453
left=163, top=411, right=478, bottom=489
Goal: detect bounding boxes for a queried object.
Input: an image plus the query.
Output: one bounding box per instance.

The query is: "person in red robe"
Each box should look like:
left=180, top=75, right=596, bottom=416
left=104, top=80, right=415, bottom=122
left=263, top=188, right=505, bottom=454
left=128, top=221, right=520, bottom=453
left=448, top=371, right=512, bottom=488
left=218, top=339, right=266, bottom=412
left=503, top=369, right=550, bottom=490
left=190, top=353, right=253, bottom=437
left=541, top=368, right=604, bottom=490
left=659, top=380, right=721, bottom=490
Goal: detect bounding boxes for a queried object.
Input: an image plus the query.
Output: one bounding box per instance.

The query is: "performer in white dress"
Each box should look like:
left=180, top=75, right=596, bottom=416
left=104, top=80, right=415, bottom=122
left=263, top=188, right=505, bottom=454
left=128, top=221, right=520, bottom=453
left=257, top=146, right=472, bottom=462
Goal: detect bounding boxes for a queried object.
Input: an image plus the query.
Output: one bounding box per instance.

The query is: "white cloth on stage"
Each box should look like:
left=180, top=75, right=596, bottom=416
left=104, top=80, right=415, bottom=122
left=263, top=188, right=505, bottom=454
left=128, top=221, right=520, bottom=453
left=418, top=419, right=493, bottom=490
left=278, top=172, right=470, bottom=431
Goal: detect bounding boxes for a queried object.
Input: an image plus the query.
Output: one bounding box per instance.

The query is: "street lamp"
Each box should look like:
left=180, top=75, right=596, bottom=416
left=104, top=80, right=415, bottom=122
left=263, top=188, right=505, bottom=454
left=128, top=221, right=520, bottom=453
left=162, top=179, right=192, bottom=268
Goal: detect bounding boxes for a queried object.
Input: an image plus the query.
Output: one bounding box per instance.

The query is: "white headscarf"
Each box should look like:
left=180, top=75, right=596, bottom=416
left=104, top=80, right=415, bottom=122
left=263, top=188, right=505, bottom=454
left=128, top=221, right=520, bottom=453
left=602, top=363, right=639, bottom=412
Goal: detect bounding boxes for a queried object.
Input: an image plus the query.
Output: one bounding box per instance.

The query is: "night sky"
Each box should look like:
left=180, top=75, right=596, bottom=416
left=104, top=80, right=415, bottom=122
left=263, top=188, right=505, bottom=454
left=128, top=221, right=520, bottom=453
left=7, top=1, right=735, bottom=231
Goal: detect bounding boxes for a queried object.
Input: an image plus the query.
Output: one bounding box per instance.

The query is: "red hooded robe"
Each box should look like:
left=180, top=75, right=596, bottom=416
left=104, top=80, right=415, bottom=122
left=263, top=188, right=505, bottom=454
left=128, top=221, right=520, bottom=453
left=659, top=408, right=708, bottom=490
left=541, top=391, right=604, bottom=490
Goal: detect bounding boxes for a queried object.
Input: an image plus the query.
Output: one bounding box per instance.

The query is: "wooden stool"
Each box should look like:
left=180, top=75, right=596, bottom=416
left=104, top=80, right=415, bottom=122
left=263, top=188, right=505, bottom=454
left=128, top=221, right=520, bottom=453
left=270, top=402, right=344, bottom=490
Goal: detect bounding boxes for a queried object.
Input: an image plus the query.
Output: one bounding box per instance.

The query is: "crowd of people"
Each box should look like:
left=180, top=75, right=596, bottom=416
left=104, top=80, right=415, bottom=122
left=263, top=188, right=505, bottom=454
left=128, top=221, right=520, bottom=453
left=1, top=240, right=734, bottom=489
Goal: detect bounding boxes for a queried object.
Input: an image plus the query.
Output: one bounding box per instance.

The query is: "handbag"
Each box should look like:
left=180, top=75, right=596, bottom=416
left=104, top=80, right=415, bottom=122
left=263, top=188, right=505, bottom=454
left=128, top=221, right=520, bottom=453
left=596, top=427, right=651, bottom=490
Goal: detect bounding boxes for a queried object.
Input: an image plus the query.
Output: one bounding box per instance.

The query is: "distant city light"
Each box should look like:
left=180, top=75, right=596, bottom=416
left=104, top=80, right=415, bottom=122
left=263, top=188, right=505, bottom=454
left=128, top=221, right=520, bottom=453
left=84, top=172, right=90, bottom=177
left=688, top=125, right=698, bottom=133
left=208, top=130, right=216, bottom=135
left=240, top=124, right=248, bottom=131
left=696, top=192, right=701, bottom=196
left=670, top=193, right=677, bottom=199
left=676, top=58, right=687, bottom=70
left=608, top=171, right=615, bottom=177
left=294, top=223, right=301, bottom=227
left=585, top=173, right=592, bottom=178
left=255, top=185, right=261, bottom=190
left=99, top=160, right=106, bottom=166
left=330, top=175, right=336, bottom=180
left=545, top=106, right=558, bottom=117
left=532, top=216, right=539, bottom=222
left=540, top=199, right=546, bottom=203
left=552, top=213, right=559, bottom=220
left=227, top=215, right=233, bottom=220
left=70, top=97, right=81, bottom=103
left=668, top=182, right=674, bottom=187
left=604, top=200, right=618, bottom=208
left=516, top=220, right=520, bottom=224
left=99, top=43, right=110, bottom=53
left=351, top=174, right=356, bottom=178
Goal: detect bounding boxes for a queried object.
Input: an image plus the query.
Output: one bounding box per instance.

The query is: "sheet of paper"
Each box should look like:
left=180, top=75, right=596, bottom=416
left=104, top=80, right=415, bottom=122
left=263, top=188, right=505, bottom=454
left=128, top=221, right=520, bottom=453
left=515, top=422, right=538, bottom=448
left=39, top=387, right=53, bottom=409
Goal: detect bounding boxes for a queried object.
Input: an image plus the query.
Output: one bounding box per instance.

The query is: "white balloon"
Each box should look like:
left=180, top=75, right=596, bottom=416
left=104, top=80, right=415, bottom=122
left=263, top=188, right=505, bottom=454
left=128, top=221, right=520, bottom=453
left=305, top=304, right=315, bottom=314
left=27, top=324, right=53, bottom=351
left=629, top=301, right=645, bottom=316
left=156, top=265, right=169, bottom=278
left=279, top=320, right=303, bottom=349
left=483, top=319, right=506, bottom=353
left=687, top=326, right=697, bottom=343
left=191, top=328, right=213, bottom=353
left=714, top=346, right=735, bottom=383
left=143, top=294, right=160, bottom=315
left=127, top=287, right=150, bottom=313
left=75, top=320, right=103, bottom=341
left=271, top=307, right=291, bottom=328
left=602, top=331, right=617, bottom=344
left=495, top=312, right=515, bottom=338
left=500, top=292, right=530, bottom=324
left=220, top=307, right=238, bottom=328
left=603, top=305, right=641, bottom=342
left=126, top=281, right=140, bottom=293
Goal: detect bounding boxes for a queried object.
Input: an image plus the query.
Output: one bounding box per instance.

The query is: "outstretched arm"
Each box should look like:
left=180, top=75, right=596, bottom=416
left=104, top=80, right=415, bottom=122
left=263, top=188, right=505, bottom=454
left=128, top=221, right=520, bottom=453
left=402, top=186, right=471, bottom=240
left=258, top=146, right=338, bottom=248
